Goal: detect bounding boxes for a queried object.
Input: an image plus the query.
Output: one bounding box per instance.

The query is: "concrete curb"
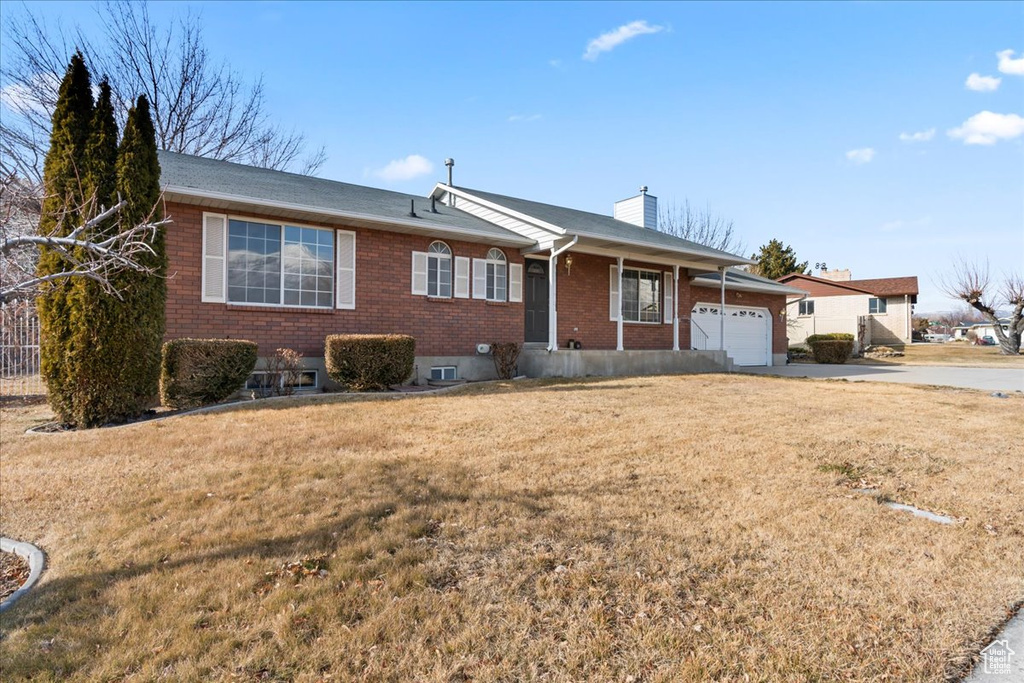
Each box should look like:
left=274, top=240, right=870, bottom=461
left=0, top=537, right=46, bottom=613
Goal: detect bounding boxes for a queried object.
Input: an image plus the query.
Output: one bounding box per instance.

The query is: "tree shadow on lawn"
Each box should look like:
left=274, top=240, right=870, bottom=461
left=0, top=452, right=617, bottom=679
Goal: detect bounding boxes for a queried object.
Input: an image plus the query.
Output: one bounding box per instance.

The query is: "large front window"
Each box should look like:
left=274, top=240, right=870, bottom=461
left=622, top=269, right=661, bottom=323
left=227, top=219, right=334, bottom=308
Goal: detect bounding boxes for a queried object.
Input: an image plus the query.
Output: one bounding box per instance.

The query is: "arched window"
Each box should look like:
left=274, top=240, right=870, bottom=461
left=427, top=241, right=452, bottom=297
left=485, top=248, right=507, bottom=302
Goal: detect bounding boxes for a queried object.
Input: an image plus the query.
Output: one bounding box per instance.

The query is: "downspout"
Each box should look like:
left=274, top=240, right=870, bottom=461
left=617, top=256, right=625, bottom=351
left=547, top=236, right=578, bottom=352
left=905, top=294, right=910, bottom=342
left=719, top=266, right=726, bottom=351
left=672, top=264, right=680, bottom=351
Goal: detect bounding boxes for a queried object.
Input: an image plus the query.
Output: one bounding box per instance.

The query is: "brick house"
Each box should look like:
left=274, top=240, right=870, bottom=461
left=778, top=270, right=919, bottom=349
left=160, top=151, right=803, bottom=387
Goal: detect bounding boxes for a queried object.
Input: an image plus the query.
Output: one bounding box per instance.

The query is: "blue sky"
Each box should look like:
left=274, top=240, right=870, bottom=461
left=6, top=1, right=1024, bottom=312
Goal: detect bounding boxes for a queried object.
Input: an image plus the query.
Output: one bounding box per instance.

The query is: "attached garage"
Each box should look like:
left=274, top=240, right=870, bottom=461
left=691, top=303, right=771, bottom=366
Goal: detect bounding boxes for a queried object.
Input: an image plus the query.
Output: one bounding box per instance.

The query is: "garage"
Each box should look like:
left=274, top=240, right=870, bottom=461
left=691, top=303, right=771, bottom=366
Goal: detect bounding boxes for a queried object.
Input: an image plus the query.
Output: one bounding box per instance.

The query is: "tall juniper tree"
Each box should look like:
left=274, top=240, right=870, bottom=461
left=37, top=51, right=94, bottom=420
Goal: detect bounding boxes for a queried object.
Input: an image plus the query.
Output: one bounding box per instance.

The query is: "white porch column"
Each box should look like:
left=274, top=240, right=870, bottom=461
left=672, top=264, right=680, bottom=351
left=548, top=254, right=558, bottom=350
left=616, top=256, right=624, bottom=351
left=719, top=266, right=726, bottom=351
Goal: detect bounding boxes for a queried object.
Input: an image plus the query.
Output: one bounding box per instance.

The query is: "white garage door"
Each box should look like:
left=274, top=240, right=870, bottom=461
left=691, top=303, right=771, bottom=366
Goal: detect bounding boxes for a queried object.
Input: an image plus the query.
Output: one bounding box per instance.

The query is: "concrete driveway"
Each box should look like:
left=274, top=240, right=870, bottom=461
left=740, top=363, right=1024, bottom=393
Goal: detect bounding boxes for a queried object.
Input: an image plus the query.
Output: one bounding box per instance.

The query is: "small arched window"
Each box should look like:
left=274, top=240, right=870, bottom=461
left=485, top=248, right=507, bottom=301
left=427, top=241, right=452, bottom=297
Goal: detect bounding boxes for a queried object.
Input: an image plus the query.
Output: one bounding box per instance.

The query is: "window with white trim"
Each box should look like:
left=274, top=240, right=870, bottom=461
left=227, top=219, right=334, bottom=308
left=430, top=366, right=457, bottom=381
left=427, top=241, right=452, bottom=297
left=486, top=248, right=507, bottom=302
left=869, top=297, right=887, bottom=314
left=621, top=268, right=661, bottom=323
left=798, top=300, right=815, bottom=316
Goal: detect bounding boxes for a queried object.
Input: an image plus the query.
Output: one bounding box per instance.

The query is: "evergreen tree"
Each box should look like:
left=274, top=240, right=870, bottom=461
left=750, top=239, right=809, bottom=280
left=111, top=94, right=166, bottom=419
left=37, top=52, right=95, bottom=421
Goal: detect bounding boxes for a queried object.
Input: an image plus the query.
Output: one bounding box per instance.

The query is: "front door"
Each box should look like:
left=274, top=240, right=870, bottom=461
left=524, top=259, right=549, bottom=343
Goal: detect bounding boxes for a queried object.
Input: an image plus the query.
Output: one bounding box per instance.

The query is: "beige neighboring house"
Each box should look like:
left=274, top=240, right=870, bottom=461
left=778, top=269, right=919, bottom=349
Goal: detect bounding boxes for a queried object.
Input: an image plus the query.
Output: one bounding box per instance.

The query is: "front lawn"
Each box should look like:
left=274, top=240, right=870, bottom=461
left=863, top=341, right=1023, bottom=367
left=1, top=376, right=1021, bottom=681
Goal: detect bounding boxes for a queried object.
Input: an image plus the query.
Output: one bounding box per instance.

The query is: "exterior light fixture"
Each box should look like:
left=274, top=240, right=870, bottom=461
left=564, top=254, right=574, bottom=275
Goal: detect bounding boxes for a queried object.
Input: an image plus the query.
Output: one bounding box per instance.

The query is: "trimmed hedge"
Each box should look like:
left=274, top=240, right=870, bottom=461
left=809, top=339, right=854, bottom=364
left=325, top=334, right=415, bottom=391
left=806, top=333, right=854, bottom=343
left=160, top=339, right=258, bottom=409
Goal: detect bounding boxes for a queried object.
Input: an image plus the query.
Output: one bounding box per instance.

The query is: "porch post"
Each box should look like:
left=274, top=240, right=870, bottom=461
left=549, top=253, right=558, bottom=351
left=616, top=256, right=624, bottom=351
left=672, top=264, right=680, bottom=351
left=719, top=266, right=726, bottom=351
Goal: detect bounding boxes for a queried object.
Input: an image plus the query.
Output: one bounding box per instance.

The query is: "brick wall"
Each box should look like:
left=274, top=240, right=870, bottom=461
left=164, top=201, right=523, bottom=357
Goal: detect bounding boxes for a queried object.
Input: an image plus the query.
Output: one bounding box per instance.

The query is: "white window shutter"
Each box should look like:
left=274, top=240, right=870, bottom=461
left=509, top=263, right=523, bottom=303
left=335, top=230, right=356, bottom=310
left=411, top=251, right=428, bottom=295
left=663, top=271, right=673, bottom=324
left=454, top=256, right=470, bottom=298
left=609, top=264, right=619, bottom=321
left=472, top=258, right=487, bottom=299
left=201, top=213, right=227, bottom=303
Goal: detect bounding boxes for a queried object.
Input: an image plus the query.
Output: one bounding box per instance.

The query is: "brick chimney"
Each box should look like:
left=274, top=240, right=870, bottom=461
left=819, top=268, right=851, bottom=281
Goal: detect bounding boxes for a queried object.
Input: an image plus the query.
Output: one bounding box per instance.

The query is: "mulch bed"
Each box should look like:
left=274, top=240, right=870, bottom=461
left=0, top=550, right=30, bottom=602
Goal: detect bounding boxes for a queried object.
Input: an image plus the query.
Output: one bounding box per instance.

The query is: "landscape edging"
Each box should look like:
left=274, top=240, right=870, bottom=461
left=0, top=537, right=46, bottom=613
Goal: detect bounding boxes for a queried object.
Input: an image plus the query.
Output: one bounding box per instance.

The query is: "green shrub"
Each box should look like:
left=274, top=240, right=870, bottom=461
left=325, top=334, right=414, bottom=391
left=809, top=339, right=854, bottom=364
left=160, top=339, right=258, bottom=409
left=806, top=333, right=854, bottom=343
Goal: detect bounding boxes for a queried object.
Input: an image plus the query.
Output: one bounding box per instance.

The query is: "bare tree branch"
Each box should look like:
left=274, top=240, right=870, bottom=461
left=1, top=1, right=326, bottom=184
left=657, top=200, right=745, bottom=255
left=938, top=258, right=1023, bottom=355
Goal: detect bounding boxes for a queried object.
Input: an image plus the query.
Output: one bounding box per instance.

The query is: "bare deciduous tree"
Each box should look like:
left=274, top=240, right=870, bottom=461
left=1, top=1, right=325, bottom=184
left=0, top=172, right=168, bottom=304
left=939, top=259, right=1023, bottom=355
left=657, top=200, right=745, bottom=255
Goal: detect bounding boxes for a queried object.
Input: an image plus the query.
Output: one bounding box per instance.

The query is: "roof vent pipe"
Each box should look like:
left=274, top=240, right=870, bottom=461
left=445, top=158, right=455, bottom=207
left=408, top=199, right=418, bottom=218
left=430, top=196, right=439, bottom=213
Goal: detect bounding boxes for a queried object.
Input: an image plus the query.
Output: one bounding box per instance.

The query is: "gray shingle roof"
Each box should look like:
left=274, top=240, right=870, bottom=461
left=691, top=268, right=809, bottom=295
left=157, top=151, right=531, bottom=243
left=453, top=186, right=751, bottom=264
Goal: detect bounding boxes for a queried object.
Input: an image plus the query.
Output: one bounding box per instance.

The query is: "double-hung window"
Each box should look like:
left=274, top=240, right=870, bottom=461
left=485, top=248, right=507, bottom=302
left=227, top=219, right=335, bottom=308
left=869, top=297, right=887, bottom=314
left=427, top=241, right=452, bottom=297
left=621, top=268, right=661, bottom=323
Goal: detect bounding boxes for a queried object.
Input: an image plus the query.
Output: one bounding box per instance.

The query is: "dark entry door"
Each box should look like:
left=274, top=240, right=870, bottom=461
left=524, top=259, right=549, bottom=343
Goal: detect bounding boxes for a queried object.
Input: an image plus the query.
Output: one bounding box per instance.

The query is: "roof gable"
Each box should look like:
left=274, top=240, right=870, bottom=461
left=778, top=273, right=919, bottom=297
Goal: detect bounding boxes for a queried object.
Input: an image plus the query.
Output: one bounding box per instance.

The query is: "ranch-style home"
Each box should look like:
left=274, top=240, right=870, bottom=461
left=778, top=270, right=919, bottom=350
left=159, top=151, right=804, bottom=387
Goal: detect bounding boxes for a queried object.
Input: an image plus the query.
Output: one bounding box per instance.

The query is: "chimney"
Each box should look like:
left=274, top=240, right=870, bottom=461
left=444, top=158, right=455, bottom=207
left=613, top=186, right=658, bottom=229
left=819, top=268, right=851, bottom=282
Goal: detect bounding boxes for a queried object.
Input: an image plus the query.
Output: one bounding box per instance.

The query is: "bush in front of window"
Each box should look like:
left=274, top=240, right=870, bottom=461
left=806, top=334, right=854, bottom=364
left=160, top=339, right=258, bottom=409
left=325, top=334, right=415, bottom=391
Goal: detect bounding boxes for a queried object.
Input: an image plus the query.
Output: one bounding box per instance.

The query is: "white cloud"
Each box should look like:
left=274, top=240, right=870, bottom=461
left=0, top=73, right=60, bottom=115
left=583, top=20, right=665, bottom=61
left=845, top=148, right=876, bottom=164
left=947, top=111, right=1024, bottom=145
left=898, top=128, right=936, bottom=143
left=508, top=113, right=542, bottom=123
left=997, top=49, right=1024, bottom=75
left=372, top=154, right=434, bottom=182
left=880, top=216, right=931, bottom=232
left=965, top=73, right=1001, bottom=92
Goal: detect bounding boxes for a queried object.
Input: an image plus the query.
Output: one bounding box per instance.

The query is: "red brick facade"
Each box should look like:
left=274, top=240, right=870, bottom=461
left=164, top=201, right=788, bottom=358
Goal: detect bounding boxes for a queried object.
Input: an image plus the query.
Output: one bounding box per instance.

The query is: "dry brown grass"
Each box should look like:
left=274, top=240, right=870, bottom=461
left=853, top=342, right=1024, bottom=367
left=1, top=375, right=1021, bottom=682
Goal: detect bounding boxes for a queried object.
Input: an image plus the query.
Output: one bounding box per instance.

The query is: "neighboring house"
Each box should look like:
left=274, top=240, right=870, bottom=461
left=778, top=269, right=919, bottom=349
left=965, top=318, right=1012, bottom=341
left=159, top=151, right=803, bottom=387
